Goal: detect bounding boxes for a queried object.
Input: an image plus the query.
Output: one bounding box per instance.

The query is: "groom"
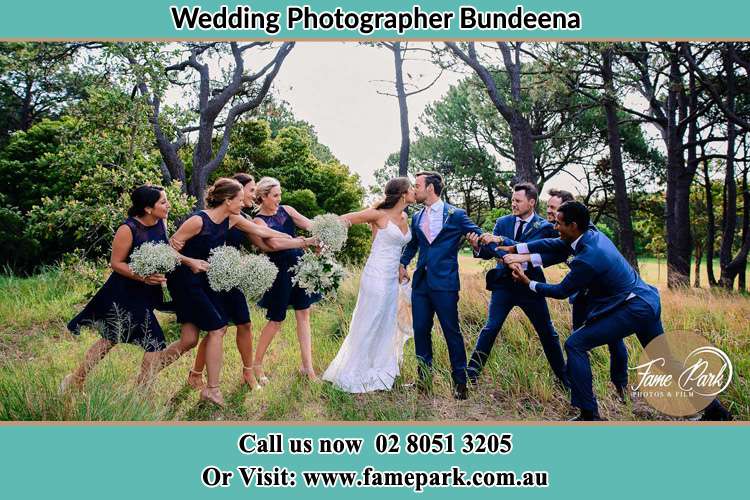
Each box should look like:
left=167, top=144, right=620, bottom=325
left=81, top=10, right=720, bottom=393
left=400, top=171, right=484, bottom=400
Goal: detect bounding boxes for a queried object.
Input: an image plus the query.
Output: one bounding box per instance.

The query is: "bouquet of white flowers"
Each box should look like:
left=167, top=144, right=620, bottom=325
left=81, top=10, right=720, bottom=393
left=290, top=252, right=346, bottom=299
left=238, top=253, right=278, bottom=301
left=311, top=213, right=348, bottom=254
left=129, top=242, right=180, bottom=277
left=206, top=245, right=244, bottom=292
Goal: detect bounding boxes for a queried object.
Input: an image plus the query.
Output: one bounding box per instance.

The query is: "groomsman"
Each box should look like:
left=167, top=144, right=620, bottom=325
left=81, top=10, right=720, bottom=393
left=505, top=188, right=630, bottom=402
left=508, top=201, right=732, bottom=421
left=465, top=183, right=568, bottom=388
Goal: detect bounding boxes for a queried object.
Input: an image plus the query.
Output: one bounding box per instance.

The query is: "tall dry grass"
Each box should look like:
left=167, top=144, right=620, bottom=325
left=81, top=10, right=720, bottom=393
left=0, top=258, right=747, bottom=421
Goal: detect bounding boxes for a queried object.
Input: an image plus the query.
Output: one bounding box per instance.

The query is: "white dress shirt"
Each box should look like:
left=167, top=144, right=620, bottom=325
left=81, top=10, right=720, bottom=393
left=512, top=212, right=540, bottom=270
left=421, top=199, right=444, bottom=241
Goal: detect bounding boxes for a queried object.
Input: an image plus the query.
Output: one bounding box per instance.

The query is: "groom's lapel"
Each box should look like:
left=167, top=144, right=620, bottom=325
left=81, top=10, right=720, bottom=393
left=417, top=207, right=430, bottom=242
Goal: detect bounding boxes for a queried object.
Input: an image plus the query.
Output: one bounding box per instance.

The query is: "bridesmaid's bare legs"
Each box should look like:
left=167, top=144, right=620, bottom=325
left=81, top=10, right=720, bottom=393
left=253, top=320, right=282, bottom=384
left=158, top=323, right=202, bottom=388
left=295, top=308, right=317, bottom=381
left=60, top=338, right=115, bottom=392
left=200, top=327, right=227, bottom=406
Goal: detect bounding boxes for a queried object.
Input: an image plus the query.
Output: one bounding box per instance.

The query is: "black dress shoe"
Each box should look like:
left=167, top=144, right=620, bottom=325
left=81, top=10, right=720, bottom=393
left=569, top=409, right=606, bottom=421
left=453, top=383, right=468, bottom=400
left=700, top=399, right=733, bottom=421
left=614, top=384, right=628, bottom=404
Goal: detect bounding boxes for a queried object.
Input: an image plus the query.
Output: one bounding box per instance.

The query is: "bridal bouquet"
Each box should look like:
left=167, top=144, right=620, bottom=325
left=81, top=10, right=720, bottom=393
left=310, top=213, right=348, bottom=254
left=238, top=253, right=278, bottom=300
left=206, top=245, right=244, bottom=292
left=207, top=246, right=280, bottom=298
left=129, top=242, right=180, bottom=277
left=290, top=252, right=346, bottom=299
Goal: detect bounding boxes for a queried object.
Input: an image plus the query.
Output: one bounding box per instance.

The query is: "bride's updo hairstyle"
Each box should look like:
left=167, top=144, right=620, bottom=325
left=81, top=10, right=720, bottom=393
left=205, top=178, right=243, bottom=208
left=375, top=177, right=411, bottom=210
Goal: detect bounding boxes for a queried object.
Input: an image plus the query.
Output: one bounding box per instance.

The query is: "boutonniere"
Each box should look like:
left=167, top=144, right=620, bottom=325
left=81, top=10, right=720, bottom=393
left=532, top=220, right=541, bottom=230
left=444, top=206, right=455, bottom=225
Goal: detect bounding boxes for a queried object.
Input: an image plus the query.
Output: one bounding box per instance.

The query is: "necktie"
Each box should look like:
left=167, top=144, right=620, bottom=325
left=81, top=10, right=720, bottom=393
left=514, top=219, right=526, bottom=242
left=421, top=208, right=432, bottom=243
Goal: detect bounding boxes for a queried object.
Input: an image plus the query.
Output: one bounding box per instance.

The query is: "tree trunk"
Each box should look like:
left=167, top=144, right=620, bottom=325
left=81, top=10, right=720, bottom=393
left=601, top=47, right=639, bottom=272
left=694, top=240, right=703, bottom=288
left=663, top=46, right=691, bottom=288
left=739, top=161, right=749, bottom=292
left=720, top=44, right=738, bottom=289
left=703, top=159, right=718, bottom=286
left=509, top=115, right=536, bottom=184
left=393, top=42, right=410, bottom=177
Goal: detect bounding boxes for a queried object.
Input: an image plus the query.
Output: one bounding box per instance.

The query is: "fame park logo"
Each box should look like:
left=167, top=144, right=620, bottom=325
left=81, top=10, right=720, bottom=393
left=630, top=331, right=733, bottom=417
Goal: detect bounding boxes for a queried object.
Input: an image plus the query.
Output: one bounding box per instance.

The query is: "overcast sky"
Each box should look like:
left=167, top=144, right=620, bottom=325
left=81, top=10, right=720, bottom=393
left=269, top=42, right=595, bottom=197
left=271, top=42, right=460, bottom=189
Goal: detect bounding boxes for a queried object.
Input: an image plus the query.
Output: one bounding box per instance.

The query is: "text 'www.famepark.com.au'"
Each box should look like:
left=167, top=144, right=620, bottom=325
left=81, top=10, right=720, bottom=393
left=220, top=465, right=550, bottom=492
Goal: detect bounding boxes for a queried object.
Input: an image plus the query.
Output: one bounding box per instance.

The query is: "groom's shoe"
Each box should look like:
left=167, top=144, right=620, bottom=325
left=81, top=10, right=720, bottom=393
left=569, top=409, right=605, bottom=421
left=453, top=383, right=468, bottom=400
left=614, top=384, right=628, bottom=404
left=700, top=399, right=733, bottom=421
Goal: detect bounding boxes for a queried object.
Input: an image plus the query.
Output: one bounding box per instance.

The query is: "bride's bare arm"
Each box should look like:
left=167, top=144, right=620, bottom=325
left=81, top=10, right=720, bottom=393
left=340, top=208, right=381, bottom=227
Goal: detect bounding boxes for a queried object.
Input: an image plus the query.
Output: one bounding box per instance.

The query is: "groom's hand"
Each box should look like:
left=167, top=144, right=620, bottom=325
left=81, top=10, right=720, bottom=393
left=399, top=264, right=410, bottom=283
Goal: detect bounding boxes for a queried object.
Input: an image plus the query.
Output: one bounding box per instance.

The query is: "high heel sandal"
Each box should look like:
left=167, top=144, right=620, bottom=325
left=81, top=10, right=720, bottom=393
left=253, top=364, right=270, bottom=386
left=242, top=366, right=262, bottom=390
left=199, top=385, right=225, bottom=407
left=187, top=368, right=205, bottom=390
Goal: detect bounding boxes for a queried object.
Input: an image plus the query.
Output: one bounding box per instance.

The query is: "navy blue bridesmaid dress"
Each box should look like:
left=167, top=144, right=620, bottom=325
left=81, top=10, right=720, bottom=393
left=256, top=206, right=321, bottom=322
left=167, top=211, right=250, bottom=332
left=67, top=217, right=169, bottom=352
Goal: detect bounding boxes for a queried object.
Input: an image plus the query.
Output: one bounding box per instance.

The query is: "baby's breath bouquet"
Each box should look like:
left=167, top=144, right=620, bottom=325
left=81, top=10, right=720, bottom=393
left=238, top=253, right=278, bottom=301
left=129, top=242, right=180, bottom=277
left=206, top=245, right=244, bottom=292
left=290, top=252, right=346, bottom=299
left=311, top=213, right=348, bottom=254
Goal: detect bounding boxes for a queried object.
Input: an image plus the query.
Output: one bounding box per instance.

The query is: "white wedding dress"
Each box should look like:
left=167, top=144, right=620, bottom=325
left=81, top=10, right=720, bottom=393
left=322, top=220, right=413, bottom=393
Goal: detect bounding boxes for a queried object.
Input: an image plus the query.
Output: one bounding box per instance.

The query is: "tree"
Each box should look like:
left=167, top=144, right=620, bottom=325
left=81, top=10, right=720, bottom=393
left=119, top=42, right=295, bottom=206
left=0, top=42, right=103, bottom=144
left=370, top=42, right=444, bottom=177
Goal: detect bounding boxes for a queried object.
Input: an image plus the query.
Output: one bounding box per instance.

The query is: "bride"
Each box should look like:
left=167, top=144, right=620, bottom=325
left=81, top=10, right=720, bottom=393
left=323, top=177, right=416, bottom=392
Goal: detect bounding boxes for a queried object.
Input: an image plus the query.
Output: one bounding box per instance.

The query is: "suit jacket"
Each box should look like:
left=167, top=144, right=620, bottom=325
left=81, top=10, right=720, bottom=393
left=400, top=203, right=482, bottom=291
left=475, top=213, right=559, bottom=291
left=526, top=229, right=660, bottom=323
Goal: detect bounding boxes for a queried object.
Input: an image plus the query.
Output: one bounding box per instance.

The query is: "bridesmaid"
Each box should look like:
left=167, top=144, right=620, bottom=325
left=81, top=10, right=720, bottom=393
left=188, top=173, right=315, bottom=390
left=250, top=177, right=322, bottom=383
left=61, top=185, right=205, bottom=391
left=159, top=178, right=292, bottom=406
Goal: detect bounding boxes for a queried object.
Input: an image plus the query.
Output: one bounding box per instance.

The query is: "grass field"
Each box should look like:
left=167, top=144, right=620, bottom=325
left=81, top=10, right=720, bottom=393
left=0, top=256, right=747, bottom=421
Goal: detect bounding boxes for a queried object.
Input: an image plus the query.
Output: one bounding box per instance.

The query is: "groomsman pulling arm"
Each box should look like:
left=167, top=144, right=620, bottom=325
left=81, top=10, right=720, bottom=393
left=463, top=183, right=570, bottom=389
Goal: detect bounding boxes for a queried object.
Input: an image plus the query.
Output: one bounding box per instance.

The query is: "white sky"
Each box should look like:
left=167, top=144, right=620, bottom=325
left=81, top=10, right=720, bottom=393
left=271, top=42, right=591, bottom=197
left=271, top=42, right=461, bottom=188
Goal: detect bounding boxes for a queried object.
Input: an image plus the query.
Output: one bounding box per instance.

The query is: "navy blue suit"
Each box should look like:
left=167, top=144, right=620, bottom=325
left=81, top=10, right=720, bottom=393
left=527, top=229, right=663, bottom=413
left=533, top=226, right=629, bottom=390
left=400, top=203, right=482, bottom=385
left=468, top=214, right=568, bottom=386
